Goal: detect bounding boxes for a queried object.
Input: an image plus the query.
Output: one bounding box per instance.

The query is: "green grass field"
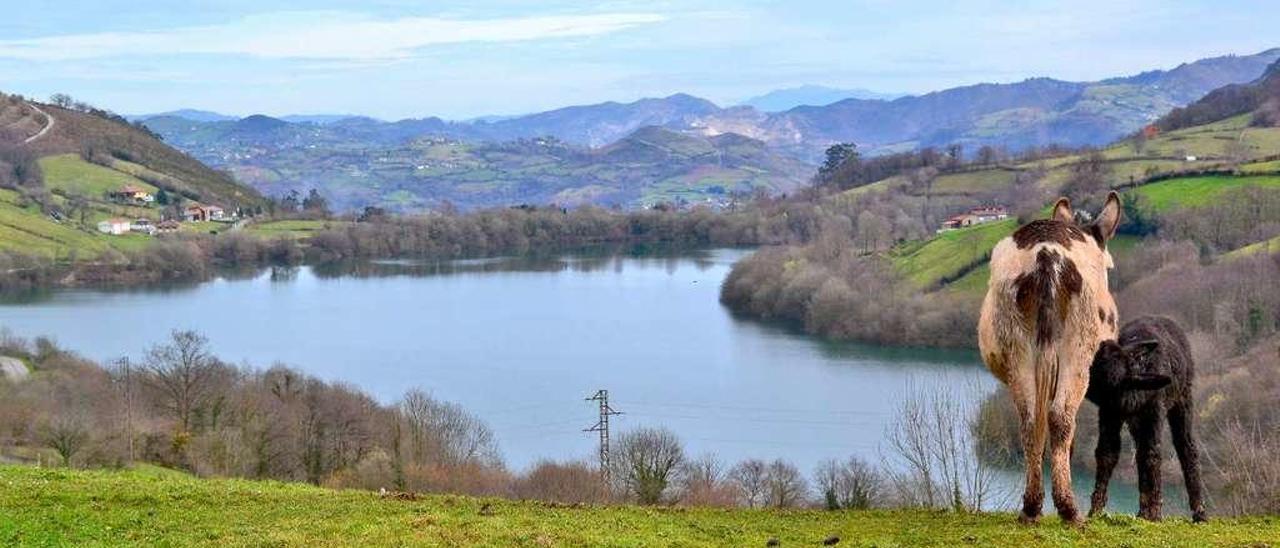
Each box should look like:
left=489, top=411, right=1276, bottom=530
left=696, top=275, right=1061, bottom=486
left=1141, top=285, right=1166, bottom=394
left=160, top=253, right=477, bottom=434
left=248, top=219, right=350, bottom=239
left=38, top=154, right=158, bottom=198
left=1, top=466, right=1275, bottom=547
left=0, top=189, right=112, bottom=258
left=1130, top=175, right=1280, bottom=211
left=892, top=218, right=1017, bottom=287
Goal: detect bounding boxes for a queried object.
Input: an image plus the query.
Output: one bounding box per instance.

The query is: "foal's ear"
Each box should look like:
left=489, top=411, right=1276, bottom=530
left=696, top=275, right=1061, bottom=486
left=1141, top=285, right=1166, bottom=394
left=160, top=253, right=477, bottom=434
left=1051, top=197, right=1074, bottom=223
left=1125, top=338, right=1161, bottom=361
left=1094, top=191, right=1122, bottom=242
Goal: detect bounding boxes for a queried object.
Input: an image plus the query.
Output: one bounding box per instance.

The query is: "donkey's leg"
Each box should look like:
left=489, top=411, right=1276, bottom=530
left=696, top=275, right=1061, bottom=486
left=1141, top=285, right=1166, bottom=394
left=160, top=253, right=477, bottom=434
left=1049, top=399, right=1082, bottom=524
left=1012, top=384, right=1044, bottom=523
left=1089, top=408, right=1123, bottom=517
left=1168, top=403, right=1207, bottom=522
left=1129, top=409, right=1164, bottom=521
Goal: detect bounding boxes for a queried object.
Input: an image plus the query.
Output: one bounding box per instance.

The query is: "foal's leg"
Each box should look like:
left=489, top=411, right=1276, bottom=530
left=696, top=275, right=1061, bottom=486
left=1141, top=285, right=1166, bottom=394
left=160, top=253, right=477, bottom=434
left=1129, top=409, right=1164, bottom=521
left=1089, top=408, right=1123, bottom=517
left=1049, top=399, right=1082, bottom=523
left=1168, top=403, right=1207, bottom=522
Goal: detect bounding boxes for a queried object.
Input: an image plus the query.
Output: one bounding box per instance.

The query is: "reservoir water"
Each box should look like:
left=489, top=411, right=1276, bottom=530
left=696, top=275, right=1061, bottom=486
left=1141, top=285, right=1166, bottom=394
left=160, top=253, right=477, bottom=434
left=1, top=248, right=1156, bottom=511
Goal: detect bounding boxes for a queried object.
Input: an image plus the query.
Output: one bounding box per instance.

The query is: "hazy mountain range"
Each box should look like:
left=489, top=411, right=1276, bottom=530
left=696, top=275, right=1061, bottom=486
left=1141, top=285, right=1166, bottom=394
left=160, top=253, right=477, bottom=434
left=738, top=85, right=905, bottom=111
left=137, top=47, right=1280, bottom=211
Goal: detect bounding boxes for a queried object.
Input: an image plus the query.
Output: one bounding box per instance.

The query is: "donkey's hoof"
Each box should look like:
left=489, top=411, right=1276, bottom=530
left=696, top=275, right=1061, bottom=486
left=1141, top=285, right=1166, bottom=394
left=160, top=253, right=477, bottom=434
left=1017, top=512, right=1040, bottom=525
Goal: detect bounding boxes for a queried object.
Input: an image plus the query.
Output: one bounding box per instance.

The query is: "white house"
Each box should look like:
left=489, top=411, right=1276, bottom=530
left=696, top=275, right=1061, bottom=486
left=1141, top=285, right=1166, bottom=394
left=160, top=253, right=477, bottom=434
left=97, top=218, right=132, bottom=235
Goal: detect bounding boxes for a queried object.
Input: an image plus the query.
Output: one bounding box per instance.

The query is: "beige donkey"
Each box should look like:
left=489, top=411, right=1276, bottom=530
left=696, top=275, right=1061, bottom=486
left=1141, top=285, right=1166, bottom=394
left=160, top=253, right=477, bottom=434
left=979, top=192, right=1122, bottom=524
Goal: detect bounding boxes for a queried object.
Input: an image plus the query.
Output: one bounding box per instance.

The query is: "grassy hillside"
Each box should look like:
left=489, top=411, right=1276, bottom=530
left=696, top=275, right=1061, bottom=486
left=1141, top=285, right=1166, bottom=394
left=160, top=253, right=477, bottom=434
left=891, top=218, right=1017, bottom=287
left=1224, top=233, right=1280, bottom=259
left=0, top=188, right=158, bottom=258
left=1130, top=174, right=1280, bottom=210
left=2, top=466, right=1275, bottom=547
left=39, top=153, right=159, bottom=198
left=0, top=94, right=272, bottom=261
left=17, top=101, right=264, bottom=209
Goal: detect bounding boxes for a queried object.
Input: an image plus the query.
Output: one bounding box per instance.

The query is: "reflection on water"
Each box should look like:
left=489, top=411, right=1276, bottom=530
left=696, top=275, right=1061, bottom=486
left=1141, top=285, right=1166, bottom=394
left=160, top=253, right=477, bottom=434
left=0, top=246, right=1165, bottom=513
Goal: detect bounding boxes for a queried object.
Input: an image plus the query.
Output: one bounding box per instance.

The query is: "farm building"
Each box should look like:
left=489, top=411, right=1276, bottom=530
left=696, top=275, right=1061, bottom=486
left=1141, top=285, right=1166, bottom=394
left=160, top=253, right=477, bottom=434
left=938, top=205, right=1009, bottom=232
left=183, top=205, right=226, bottom=222
left=96, top=218, right=132, bottom=235
left=156, top=220, right=181, bottom=234
left=109, top=185, right=154, bottom=204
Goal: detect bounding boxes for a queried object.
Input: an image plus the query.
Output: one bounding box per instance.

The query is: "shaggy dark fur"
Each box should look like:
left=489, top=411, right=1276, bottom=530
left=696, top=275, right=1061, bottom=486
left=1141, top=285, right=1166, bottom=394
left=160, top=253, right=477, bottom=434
left=1086, top=315, right=1207, bottom=523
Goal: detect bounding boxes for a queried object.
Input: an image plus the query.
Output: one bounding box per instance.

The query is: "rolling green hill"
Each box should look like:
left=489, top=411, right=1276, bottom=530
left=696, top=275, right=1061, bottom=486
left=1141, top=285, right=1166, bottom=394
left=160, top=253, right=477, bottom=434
left=2, top=466, right=1275, bottom=547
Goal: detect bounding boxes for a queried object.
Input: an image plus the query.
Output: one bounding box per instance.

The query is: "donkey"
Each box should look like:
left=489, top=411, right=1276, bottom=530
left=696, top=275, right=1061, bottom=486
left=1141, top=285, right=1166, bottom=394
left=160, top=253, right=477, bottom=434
left=979, top=192, right=1122, bottom=523
left=1086, top=315, right=1207, bottom=523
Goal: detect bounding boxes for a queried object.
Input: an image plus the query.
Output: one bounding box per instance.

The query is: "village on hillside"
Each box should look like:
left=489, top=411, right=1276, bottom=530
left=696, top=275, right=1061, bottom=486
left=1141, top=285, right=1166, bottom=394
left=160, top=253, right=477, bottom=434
left=93, top=183, right=235, bottom=236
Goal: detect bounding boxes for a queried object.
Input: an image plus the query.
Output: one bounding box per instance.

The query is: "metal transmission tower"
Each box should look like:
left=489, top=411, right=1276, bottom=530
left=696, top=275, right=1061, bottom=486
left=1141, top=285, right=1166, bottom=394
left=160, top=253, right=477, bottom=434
left=584, top=389, right=622, bottom=482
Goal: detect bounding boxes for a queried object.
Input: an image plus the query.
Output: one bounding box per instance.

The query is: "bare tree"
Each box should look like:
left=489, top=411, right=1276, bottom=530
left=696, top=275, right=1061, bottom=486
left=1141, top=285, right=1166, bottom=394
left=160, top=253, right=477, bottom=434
left=513, top=460, right=606, bottom=504
left=141, top=330, right=219, bottom=432
left=397, top=388, right=499, bottom=468
left=815, top=456, right=882, bottom=510
left=884, top=379, right=1008, bottom=511
left=41, top=412, right=90, bottom=466
left=727, top=458, right=768, bottom=508
left=676, top=453, right=733, bottom=506
left=763, top=459, right=808, bottom=508
left=611, top=427, right=685, bottom=505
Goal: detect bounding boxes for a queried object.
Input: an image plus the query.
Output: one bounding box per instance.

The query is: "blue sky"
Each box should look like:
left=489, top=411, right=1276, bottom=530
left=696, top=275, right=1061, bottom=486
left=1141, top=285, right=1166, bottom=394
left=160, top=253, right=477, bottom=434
left=1, top=0, right=1276, bottom=119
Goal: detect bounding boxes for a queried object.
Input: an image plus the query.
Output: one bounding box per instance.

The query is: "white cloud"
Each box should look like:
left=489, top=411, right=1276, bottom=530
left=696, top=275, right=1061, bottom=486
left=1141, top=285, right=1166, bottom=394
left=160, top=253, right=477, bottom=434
left=0, top=11, right=668, bottom=61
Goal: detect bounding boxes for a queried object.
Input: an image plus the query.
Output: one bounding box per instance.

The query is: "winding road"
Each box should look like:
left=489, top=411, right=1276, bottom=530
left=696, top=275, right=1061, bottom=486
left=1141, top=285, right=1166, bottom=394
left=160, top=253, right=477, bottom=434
left=23, top=103, right=54, bottom=144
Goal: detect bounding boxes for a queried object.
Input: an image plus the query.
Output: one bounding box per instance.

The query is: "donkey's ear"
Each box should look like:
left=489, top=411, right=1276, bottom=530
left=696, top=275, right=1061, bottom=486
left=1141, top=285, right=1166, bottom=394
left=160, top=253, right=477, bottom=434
left=1095, top=191, right=1122, bottom=241
left=1051, top=197, right=1073, bottom=223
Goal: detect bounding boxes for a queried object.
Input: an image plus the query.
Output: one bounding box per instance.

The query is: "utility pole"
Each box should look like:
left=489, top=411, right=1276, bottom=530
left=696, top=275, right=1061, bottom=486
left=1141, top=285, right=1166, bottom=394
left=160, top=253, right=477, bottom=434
left=115, top=357, right=135, bottom=465
left=584, top=389, right=622, bottom=483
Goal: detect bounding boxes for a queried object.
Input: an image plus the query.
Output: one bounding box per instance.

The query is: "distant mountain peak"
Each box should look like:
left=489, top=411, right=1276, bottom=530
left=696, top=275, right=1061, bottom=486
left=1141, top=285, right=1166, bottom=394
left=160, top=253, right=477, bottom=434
left=129, top=109, right=237, bottom=123
left=741, top=85, right=903, bottom=112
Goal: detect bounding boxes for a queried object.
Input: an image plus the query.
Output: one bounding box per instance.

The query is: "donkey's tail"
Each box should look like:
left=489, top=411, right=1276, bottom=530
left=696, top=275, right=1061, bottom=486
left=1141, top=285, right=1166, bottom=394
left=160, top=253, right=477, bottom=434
left=1029, top=340, right=1061, bottom=462
left=1021, top=248, right=1075, bottom=462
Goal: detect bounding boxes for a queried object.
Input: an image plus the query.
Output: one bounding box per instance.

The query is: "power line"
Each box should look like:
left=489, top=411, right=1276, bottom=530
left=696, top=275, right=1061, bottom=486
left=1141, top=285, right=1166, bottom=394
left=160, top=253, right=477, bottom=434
left=622, top=410, right=882, bottom=428
left=615, top=399, right=894, bottom=417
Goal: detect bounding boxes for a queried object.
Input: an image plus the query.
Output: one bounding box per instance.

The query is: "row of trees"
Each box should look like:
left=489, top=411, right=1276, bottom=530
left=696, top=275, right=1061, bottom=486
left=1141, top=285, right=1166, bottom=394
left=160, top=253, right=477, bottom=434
left=0, top=329, right=503, bottom=491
